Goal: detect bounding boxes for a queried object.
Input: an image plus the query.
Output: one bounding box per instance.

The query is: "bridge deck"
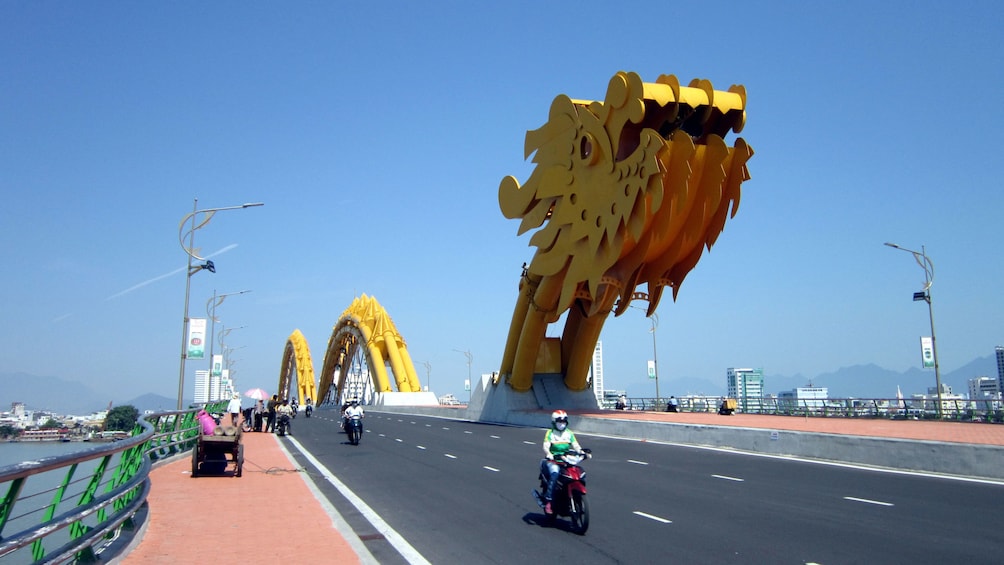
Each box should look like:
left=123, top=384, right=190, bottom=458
left=120, top=409, right=1003, bottom=563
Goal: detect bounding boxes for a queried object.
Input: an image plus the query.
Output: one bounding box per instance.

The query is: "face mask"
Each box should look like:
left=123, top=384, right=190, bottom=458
left=555, top=422, right=567, bottom=431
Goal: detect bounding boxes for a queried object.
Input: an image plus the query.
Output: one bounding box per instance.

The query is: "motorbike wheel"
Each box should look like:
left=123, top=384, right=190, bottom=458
left=569, top=492, right=589, bottom=535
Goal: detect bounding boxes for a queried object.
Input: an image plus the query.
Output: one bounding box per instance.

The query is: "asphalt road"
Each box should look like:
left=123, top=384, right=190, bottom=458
left=280, top=408, right=1004, bottom=564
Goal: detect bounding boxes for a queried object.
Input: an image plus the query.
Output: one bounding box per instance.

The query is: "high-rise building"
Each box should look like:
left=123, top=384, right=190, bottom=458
left=996, top=346, right=1004, bottom=393
left=727, top=368, right=765, bottom=413
left=591, top=341, right=604, bottom=404
left=194, top=370, right=210, bottom=405
left=968, top=376, right=999, bottom=401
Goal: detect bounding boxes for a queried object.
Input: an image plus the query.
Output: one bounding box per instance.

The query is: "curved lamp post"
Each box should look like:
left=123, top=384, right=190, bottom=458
left=176, top=198, right=263, bottom=409
left=206, top=290, right=251, bottom=381
left=454, top=349, right=472, bottom=402
left=629, top=305, right=660, bottom=404
left=884, top=242, right=943, bottom=417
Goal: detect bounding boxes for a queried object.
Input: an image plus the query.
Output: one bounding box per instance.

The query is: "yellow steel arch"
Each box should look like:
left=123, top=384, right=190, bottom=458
left=279, top=329, right=318, bottom=405
left=499, top=71, right=753, bottom=392
left=316, top=294, right=422, bottom=405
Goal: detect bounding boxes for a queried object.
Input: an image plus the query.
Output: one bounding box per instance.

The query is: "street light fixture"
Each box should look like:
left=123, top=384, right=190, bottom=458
left=454, top=349, right=472, bottom=403
left=176, top=198, right=264, bottom=410
left=205, top=289, right=251, bottom=380
left=884, top=242, right=943, bottom=417
left=629, top=305, right=660, bottom=405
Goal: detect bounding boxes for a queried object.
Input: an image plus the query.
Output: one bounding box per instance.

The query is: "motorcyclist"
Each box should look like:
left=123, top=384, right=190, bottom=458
left=305, top=398, right=313, bottom=417
left=291, top=397, right=299, bottom=418
left=540, top=410, right=584, bottom=515
left=276, top=399, right=293, bottom=435
left=344, top=398, right=364, bottom=422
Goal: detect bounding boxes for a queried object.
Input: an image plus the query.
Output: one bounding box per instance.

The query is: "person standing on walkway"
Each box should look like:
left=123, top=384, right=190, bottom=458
left=253, top=399, right=265, bottom=431
left=266, top=394, right=278, bottom=433
left=226, top=393, right=242, bottom=426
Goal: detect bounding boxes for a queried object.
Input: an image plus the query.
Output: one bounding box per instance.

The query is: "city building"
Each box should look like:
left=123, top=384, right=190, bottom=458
left=968, top=376, right=1000, bottom=401
left=778, top=385, right=829, bottom=412
left=591, top=340, right=604, bottom=406
left=727, top=368, right=764, bottom=413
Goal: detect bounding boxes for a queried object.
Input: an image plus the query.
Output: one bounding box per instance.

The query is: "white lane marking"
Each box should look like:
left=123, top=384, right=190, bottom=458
left=633, top=511, right=672, bottom=524
left=425, top=424, right=431, bottom=427
left=712, top=474, right=745, bottom=482
left=844, top=496, right=894, bottom=507
left=490, top=435, right=500, bottom=439
left=627, top=459, right=648, bottom=465
left=378, top=433, right=386, bottom=437
left=417, top=446, right=426, bottom=450
left=442, top=427, right=450, bottom=430
left=464, top=431, right=473, bottom=434
left=445, top=454, right=457, bottom=459
left=395, top=438, right=403, bottom=443
left=523, top=441, right=535, bottom=445
left=484, top=466, right=500, bottom=472
left=285, top=437, right=431, bottom=564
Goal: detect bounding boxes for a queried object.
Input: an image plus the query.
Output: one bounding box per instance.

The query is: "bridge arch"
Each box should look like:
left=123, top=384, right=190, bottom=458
left=279, top=329, right=318, bottom=405
left=316, top=294, right=423, bottom=406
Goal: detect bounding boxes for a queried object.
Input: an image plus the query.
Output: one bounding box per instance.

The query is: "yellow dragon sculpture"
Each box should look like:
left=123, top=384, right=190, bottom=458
left=498, top=71, right=753, bottom=392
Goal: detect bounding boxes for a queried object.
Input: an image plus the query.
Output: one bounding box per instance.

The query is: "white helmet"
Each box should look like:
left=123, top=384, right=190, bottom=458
left=551, top=410, right=568, bottom=426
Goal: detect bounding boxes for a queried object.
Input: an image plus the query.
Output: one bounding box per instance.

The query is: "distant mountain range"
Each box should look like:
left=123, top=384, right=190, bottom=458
left=0, top=372, right=192, bottom=415
left=622, top=355, right=999, bottom=399
left=2, top=355, right=999, bottom=414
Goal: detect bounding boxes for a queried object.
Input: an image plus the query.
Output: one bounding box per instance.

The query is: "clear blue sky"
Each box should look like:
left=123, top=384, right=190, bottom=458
left=2, top=1, right=1002, bottom=403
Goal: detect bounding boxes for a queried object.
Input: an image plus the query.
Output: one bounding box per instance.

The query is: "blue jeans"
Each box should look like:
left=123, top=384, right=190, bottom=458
left=540, top=459, right=560, bottom=501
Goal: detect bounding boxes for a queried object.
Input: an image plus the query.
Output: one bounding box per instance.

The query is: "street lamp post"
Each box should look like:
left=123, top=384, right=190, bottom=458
left=454, top=349, right=472, bottom=403
left=884, top=242, right=943, bottom=418
left=206, top=289, right=251, bottom=386
left=422, top=361, right=432, bottom=393
left=629, top=306, right=660, bottom=405
left=176, top=198, right=263, bottom=410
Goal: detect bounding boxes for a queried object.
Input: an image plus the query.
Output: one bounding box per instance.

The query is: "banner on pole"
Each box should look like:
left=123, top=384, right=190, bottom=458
left=212, top=354, right=223, bottom=377
left=187, top=318, right=207, bottom=360
left=919, top=336, right=934, bottom=369
left=647, top=360, right=656, bottom=379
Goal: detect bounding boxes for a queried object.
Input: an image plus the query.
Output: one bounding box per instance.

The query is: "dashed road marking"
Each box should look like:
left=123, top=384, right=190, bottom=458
left=628, top=459, right=648, bottom=465
left=445, top=454, right=457, bottom=459
left=484, top=466, right=500, bottom=472
left=712, top=474, right=745, bottom=482
left=633, top=511, right=672, bottom=524
left=844, top=496, right=893, bottom=507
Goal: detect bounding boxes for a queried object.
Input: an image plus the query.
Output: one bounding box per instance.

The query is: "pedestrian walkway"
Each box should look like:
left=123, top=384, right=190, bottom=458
left=119, top=428, right=365, bottom=564
left=584, top=409, right=1004, bottom=446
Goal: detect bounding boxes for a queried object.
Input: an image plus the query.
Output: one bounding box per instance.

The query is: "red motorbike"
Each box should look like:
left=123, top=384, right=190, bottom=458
left=532, top=449, right=591, bottom=534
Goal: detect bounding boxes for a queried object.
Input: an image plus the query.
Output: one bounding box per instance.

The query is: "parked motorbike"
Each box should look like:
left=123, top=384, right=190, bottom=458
left=345, top=415, right=363, bottom=445
left=532, top=449, right=591, bottom=535
left=276, top=414, right=291, bottom=436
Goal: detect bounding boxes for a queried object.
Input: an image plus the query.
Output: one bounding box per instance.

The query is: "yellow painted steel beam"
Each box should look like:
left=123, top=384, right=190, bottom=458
left=499, top=70, right=753, bottom=392
left=279, top=329, right=317, bottom=404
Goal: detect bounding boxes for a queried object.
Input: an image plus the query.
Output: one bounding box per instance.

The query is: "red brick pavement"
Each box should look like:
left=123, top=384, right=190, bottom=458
left=120, top=428, right=362, bottom=564
left=581, top=409, right=1004, bottom=445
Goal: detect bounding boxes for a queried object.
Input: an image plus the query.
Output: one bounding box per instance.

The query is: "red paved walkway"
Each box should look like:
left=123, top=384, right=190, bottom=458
left=582, top=410, right=1004, bottom=446
left=120, top=428, right=363, bottom=564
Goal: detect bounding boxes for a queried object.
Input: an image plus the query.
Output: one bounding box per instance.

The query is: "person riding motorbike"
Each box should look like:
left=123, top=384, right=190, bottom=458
left=276, top=399, right=293, bottom=435
left=540, top=410, right=585, bottom=515
left=304, top=397, right=313, bottom=417
left=343, top=399, right=364, bottom=422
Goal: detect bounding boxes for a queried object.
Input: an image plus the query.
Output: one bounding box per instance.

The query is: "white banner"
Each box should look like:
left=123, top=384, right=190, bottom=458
left=647, top=360, right=656, bottom=379
left=212, top=354, right=223, bottom=377
left=187, top=318, right=207, bottom=360
left=920, top=336, right=934, bottom=369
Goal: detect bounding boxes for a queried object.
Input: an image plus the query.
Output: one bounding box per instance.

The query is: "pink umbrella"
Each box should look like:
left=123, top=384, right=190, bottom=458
left=244, top=388, right=268, bottom=401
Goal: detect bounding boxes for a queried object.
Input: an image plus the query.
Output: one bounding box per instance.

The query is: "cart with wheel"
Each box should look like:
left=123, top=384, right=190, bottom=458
left=191, top=425, right=244, bottom=477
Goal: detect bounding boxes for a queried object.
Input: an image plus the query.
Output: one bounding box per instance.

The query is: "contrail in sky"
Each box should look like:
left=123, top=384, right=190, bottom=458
left=104, top=244, right=239, bottom=301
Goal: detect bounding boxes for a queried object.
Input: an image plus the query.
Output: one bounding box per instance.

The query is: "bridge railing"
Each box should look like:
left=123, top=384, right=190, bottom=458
left=0, top=402, right=225, bottom=564
left=604, top=396, right=1004, bottom=422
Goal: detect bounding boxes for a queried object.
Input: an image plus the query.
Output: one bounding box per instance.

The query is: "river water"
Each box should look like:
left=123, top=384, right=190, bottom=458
left=0, top=440, right=94, bottom=469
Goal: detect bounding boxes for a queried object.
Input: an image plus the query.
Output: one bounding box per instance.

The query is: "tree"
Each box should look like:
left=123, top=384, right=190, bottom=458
left=41, top=418, right=62, bottom=429
left=105, top=405, right=139, bottom=432
left=0, top=424, right=17, bottom=439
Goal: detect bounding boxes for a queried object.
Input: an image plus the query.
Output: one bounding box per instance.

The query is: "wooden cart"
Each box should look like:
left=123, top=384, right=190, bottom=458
left=191, top=425, right=244, bottom=477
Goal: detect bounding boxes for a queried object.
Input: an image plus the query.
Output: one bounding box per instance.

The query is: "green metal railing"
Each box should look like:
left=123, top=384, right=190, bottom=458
left=0, top=402, right=225, bottom=564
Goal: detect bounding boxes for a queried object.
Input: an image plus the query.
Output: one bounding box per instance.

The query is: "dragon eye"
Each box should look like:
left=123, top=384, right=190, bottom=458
left=579, top=134, right=598, bottom=164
